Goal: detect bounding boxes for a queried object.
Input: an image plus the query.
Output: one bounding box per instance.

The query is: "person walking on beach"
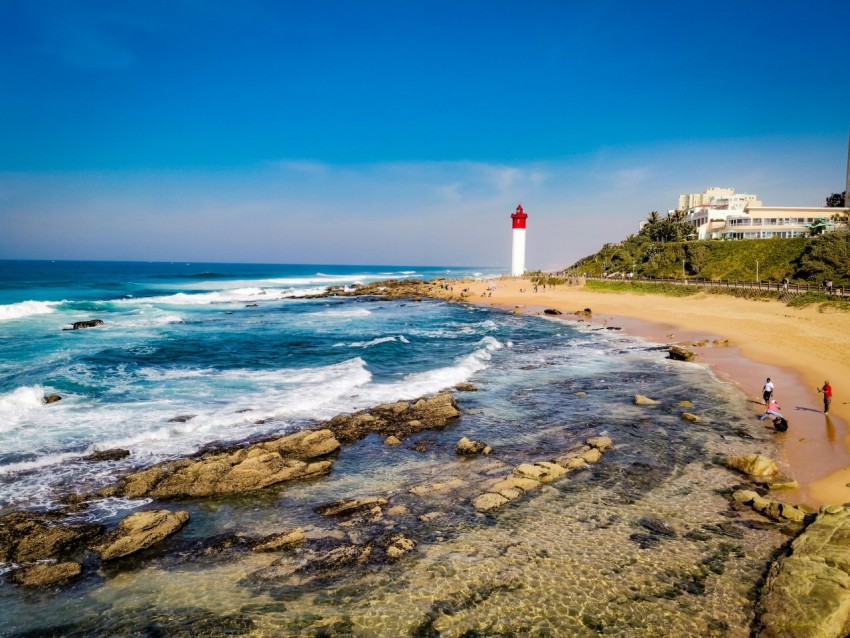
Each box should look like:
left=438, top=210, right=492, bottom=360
left=818, top=380, right=833, bottom=414
left=762, top=378, right=774, bottom=404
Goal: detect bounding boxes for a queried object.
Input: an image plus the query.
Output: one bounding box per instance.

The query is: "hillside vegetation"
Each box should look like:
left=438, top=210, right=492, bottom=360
left=568, top=233, right=850, bottom=286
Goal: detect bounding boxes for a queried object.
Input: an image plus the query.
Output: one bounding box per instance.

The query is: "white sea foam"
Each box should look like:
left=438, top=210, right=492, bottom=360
left=0, top=300, right=61, bottom=322
left=307, top=307, right=372, bottom=318
left=0, top=385, right=49, bottom=432
left=354, top=336, right=503, bottom=404
left=334, top=335, right=409, bottom=348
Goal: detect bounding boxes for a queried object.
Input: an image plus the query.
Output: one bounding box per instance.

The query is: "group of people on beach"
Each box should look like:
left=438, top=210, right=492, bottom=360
left=760, top=378, right=789, bottom=431
left=759, top=377, right=834, bottom=432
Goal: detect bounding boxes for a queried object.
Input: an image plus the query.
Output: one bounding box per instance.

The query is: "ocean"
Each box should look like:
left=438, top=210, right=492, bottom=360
left=0, top=260, right=785, bottom=637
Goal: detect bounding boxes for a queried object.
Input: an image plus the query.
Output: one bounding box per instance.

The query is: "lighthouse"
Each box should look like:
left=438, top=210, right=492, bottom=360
left=510, top=204, right=527, bottom=276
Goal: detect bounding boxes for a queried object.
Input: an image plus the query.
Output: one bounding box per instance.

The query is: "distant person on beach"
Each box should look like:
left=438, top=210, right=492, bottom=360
left=818, top=381, right=832, bottom=414
left=782, top=277, right=789, bottom=291
left=762, top=378, right=774, bottom=404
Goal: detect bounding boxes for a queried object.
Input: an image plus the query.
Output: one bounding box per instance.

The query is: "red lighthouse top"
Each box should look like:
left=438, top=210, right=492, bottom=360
left=511, top=204, right=527, bottom=229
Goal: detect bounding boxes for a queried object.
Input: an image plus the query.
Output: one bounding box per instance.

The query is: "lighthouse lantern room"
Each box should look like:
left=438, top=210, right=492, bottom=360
left=510, top=204, right=527, bottom=276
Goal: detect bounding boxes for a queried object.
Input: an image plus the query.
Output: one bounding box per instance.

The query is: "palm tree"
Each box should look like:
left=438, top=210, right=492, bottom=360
left=646, top=211, right=660, bottom=224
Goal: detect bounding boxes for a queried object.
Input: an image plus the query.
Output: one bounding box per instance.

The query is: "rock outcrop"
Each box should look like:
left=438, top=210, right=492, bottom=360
left=64, top=319, right=104, bottom=330
left=473, top=436, right=612, bottom=511
left=111, top=429, right=339, bottom=499
left=634, top=395, right=660, bottom=406
left=0, top=512, right=102, bottom=563
left=757, top=505, right=850, bottom=638
left=250, top=528, right=305, bottom=553
left=9, top=561, right=82, bottom=587
left=82, top=448, right=130, bottom=462
left=543, top=308, right=562, bottom=315
left=725, top=454, right=779, bottom=478
left=668, top=345, right=696, bottom=361
left=323, top=392, right=460, bottom=444
left=43, top=394, right=62, bottom=404
left=456, top=437, right=491, bottom=456
left=93, top=509, right=189, bottom=561
left=732, top=489, right=807, bottom=524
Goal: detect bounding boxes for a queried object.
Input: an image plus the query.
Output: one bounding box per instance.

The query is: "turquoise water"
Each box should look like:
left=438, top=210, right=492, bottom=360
left=0, top=260, right=784, bottom=636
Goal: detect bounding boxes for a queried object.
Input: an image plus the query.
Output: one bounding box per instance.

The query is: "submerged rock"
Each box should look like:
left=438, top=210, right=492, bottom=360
left=250, top=528, right=305, bottom=553
left=473, top=436, right=613, bottom=511
left=93, top=509, right=189, bottom=561
left=9, top=561, right=82, bottom=587
left=732, top=490, right=806, bottom=524
left=758, top=505, right=850, bottom=638
left=315, top=497, right=389, bottom=518
left=634, top=395, right=660, bottom=406
left=454, top=382, right=478, bottom=392
left=456, top=436, right=491, bottom=456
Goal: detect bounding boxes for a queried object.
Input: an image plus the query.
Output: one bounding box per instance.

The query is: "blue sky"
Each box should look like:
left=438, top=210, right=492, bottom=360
left=2, top=0, right=848, bottom=269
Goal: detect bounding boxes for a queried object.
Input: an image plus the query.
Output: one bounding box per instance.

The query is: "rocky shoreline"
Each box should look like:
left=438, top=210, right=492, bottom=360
left=4, top=279, right=850, bottom=636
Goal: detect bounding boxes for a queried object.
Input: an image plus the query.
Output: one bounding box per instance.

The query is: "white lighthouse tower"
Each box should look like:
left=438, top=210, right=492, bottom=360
left=510, top=204, right=527, bottom=276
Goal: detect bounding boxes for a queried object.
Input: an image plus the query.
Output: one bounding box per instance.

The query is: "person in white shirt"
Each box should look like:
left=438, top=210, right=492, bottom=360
left=762, top=378, right=774, bottom=404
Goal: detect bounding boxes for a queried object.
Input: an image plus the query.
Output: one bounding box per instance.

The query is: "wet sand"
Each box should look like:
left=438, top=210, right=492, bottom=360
left=436, top=277, right=850, bottom=508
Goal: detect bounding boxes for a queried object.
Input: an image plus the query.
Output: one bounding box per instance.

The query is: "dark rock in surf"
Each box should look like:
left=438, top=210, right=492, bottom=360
left=454, top=382, right=478, bottom=392
left=82, top=448, right=130, bottom=462
left=543, top=308, right=562, bottom=315
left=63, top=319, right=104, bottom=331
left=43, top=394, right=62, bottom=404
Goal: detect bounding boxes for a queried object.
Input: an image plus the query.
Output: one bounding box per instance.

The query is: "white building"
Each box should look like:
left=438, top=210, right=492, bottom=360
left=662, top=186, right=848, bottom=240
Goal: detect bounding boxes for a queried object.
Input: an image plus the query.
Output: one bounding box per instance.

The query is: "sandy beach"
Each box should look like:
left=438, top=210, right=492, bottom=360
left=436, top=277, right=850, bottom=508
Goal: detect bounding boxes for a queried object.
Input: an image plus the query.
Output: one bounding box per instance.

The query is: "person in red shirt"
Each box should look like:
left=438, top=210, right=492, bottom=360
left=818, top=381, right=833, bottom=414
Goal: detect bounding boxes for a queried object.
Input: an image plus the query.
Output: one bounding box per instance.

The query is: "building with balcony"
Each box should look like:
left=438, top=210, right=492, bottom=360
left=676, top=187, right=846, bottom=240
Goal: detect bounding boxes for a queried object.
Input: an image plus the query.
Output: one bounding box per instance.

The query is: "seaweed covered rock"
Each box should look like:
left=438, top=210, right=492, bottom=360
left=0, top=512, right=102, bottom=563
left=114, top=429, right=339, bottom=499
left=456, top=437, right=491, bottom=456
left=8, top=561, right=82, bottom=587
left=93, top=509, right=189, bottom=561
left=324, top=392, right=460, bottom=444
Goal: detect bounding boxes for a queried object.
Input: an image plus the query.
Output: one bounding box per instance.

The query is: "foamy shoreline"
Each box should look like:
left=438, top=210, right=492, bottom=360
left=432, top=276, right=850, bottom=508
